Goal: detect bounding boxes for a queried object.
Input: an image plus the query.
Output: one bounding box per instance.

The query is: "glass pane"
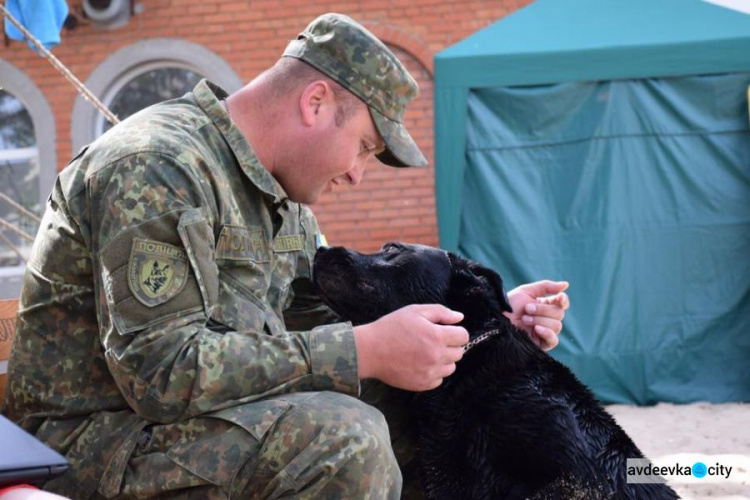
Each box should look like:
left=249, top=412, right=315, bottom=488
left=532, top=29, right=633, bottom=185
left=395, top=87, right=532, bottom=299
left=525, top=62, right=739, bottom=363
left=103, top=67, right=203, bottom=133
left=0, top=89, right=35, bottom=149
left=0, top=90, right=39, bottom=268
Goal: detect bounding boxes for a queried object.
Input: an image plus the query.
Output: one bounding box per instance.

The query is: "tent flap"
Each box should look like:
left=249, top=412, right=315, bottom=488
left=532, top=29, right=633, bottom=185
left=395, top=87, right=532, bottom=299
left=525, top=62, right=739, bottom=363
left=454, top=74, right=750, bottom=404
left=434, top=0, right=750, bottom=87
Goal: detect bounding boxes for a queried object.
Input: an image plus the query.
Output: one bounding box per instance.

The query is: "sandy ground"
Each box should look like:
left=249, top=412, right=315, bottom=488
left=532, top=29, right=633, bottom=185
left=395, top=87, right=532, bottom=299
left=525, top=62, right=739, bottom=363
left=605, top=402, right=750, bottom=499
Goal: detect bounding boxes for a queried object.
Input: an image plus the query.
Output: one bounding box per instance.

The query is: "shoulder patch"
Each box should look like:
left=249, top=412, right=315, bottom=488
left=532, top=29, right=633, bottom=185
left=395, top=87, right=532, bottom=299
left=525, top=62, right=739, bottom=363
left=128, top=238, right=189, bottom=307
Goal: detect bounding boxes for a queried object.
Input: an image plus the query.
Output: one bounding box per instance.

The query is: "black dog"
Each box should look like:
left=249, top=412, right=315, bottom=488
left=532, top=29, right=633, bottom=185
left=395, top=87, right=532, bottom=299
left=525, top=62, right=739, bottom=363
left=312, top=242, right=678, bottom=500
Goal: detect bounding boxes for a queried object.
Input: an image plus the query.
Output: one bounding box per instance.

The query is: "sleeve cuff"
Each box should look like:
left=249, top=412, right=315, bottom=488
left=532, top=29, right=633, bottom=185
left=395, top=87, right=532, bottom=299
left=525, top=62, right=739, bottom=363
left=309, top=321, right=360, bottom=396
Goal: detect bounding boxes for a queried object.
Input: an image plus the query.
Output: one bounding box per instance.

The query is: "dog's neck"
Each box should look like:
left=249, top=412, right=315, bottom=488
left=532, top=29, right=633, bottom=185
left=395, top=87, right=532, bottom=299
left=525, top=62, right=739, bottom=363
left=463, top=326, right=504, bottom=352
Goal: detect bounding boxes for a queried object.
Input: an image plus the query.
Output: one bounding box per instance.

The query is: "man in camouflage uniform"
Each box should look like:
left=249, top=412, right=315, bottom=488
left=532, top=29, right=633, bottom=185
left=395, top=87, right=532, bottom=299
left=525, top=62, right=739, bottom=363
left=3, top=13, right=570, bottom=499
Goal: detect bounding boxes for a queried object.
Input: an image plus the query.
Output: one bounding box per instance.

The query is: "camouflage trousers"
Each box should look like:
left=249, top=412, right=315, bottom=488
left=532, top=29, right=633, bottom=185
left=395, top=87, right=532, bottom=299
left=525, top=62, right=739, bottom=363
left=95, top=387, right=418, bottom=499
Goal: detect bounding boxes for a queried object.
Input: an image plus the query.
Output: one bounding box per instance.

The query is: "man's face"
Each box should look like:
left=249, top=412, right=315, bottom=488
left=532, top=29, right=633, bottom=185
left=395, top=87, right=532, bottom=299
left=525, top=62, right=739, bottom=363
left=278, top=96, right=386, bottom=205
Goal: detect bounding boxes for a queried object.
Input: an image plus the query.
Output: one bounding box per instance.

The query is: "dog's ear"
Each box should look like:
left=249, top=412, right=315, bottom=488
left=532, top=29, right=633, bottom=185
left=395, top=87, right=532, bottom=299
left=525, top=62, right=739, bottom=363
left=469, top=262, right=513, bottom=314
left=447, top=252, right=513, bottom=314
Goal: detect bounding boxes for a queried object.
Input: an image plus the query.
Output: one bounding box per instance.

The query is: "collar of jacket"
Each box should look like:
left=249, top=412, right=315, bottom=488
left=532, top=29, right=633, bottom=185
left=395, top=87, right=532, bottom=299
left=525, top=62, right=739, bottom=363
left=193, top=79, right=289, bottom=207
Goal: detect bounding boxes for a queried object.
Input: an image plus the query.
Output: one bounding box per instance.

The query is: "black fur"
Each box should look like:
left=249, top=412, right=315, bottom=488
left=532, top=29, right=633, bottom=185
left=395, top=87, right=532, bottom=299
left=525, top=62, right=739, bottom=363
left=312, top=242, right=678, bottom=500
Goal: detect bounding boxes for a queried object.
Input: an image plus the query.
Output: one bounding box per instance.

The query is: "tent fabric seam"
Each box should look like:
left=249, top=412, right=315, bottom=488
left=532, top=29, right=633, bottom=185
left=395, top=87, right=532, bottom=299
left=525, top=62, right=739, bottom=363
left=466, top=128, right=750, bottom=153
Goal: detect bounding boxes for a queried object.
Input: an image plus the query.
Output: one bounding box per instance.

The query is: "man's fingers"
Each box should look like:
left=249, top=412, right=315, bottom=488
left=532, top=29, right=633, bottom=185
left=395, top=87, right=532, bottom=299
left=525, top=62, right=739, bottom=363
left=545, top=280, right=569, bottom=294
left=522, top=312, right=562, bottom=333
left=411, top=304, right=465, bottom=325
left=407, top=304, right=468, bottom=344
left=415, top=347, right=462, bottom=392
left=534, top=325, right=559, bottom=351
left=442, top=346, right=465, bottom=363
left=525, top=280, right=569, bottom=297
left=525, top=301, right=566, bottom=321
left=539, top=292, right=570, bottom=310
left=438, top=362, right=457, bottom=379
left=442, top=325, right=470, bottom=347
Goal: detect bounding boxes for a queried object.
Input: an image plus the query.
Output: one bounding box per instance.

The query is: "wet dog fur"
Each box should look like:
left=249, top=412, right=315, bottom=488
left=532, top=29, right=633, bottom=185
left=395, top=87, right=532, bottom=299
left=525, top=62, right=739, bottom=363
left=312, top=242, right=678, bottom=500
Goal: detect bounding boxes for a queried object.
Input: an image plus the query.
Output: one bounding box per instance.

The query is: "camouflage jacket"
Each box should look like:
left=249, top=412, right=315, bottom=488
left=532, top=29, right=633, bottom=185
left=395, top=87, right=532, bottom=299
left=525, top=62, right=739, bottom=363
left=2, top=80, right=359, bottom=497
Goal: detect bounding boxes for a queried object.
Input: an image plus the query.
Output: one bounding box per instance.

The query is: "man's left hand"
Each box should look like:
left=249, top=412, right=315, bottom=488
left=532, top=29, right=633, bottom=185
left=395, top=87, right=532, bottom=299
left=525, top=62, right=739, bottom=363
left=504, top=281, right=570, bottom=351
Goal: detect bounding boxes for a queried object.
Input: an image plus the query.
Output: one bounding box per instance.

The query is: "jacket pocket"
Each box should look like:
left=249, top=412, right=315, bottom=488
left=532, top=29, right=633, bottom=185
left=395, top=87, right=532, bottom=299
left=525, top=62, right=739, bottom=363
left=213, top=265, right=286, bottom=336
left=100, top=209, right=209, bottom=334
left=165, top=399, right=290, bottom=486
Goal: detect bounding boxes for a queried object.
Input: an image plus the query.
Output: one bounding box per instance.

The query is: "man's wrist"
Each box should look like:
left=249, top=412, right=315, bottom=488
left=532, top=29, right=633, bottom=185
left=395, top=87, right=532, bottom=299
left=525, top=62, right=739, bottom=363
left=353, top=324, right=376, bottom=380
left=308, top=322, right=361, bottom=395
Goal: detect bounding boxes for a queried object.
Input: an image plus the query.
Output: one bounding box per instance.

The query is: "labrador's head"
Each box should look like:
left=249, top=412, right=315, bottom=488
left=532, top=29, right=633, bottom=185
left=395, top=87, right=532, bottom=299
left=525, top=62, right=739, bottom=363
left=312, top=242, right=512, bottom=332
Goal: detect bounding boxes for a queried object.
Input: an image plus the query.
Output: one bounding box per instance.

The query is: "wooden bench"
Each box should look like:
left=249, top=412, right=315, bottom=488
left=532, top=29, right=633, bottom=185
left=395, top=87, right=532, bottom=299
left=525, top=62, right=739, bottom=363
left=0, top=299, right=19, bottom=403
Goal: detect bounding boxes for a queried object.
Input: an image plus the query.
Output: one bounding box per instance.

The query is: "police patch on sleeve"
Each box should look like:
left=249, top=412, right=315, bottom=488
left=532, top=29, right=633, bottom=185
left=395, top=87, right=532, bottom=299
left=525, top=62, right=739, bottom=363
left=128, top=238, right=190, bottom=307
left=216, top=225, right=270, bottom=262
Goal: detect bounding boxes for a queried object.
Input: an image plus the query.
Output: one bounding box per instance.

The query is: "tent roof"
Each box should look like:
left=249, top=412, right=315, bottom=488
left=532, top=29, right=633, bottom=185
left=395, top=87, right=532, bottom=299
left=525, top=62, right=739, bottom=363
left=435, top=0, right=750, bottom=87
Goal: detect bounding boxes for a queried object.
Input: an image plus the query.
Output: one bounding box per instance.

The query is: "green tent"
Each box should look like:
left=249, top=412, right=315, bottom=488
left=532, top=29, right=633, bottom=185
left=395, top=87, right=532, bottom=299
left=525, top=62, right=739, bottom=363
left=434, top=0, right=750, bottom=404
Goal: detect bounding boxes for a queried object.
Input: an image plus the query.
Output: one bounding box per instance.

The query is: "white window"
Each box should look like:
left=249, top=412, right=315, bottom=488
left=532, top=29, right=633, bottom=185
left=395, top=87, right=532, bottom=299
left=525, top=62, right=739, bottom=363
left=72, top=38, right=242, bottom=151
left=0, top=62, right=56, bottom=299
left=99, top=64, right=203, bottom=134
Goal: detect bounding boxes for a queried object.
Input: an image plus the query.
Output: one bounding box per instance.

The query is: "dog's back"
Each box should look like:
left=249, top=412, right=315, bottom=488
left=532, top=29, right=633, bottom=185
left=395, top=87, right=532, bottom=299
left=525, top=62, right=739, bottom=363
left=313, top=243, right=678, bottom=499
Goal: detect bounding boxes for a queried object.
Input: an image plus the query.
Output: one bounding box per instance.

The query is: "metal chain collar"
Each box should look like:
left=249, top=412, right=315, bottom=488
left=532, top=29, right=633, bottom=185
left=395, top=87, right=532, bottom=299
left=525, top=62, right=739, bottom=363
left=444, top=252, right=503, bottom=354
left=462, top=328, right=502, bottom=353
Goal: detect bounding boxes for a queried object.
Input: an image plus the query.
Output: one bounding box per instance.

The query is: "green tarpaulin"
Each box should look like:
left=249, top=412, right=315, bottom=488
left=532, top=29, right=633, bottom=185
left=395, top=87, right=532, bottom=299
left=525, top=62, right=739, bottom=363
left=434, top=0, right=750, bottom=404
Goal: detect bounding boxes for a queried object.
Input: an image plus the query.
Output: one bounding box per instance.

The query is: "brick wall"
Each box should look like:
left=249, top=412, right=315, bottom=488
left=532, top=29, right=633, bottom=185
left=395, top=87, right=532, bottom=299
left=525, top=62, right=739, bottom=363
left=1, top=0, right=530, bottom=251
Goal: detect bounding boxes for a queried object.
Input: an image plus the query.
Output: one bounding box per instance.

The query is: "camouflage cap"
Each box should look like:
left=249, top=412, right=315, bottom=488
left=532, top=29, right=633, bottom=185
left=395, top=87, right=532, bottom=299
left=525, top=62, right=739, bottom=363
left=283, top=13, right=428, bottom=168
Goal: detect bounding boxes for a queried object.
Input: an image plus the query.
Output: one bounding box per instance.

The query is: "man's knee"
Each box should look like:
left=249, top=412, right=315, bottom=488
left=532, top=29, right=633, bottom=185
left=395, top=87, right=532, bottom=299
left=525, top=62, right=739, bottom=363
left=243, top=391, right=401, bottom=497
left=291, top=391, right=395, bottom=464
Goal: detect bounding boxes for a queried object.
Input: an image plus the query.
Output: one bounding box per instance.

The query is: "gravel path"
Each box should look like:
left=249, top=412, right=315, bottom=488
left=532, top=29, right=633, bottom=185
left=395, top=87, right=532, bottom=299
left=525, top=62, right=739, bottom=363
left=606, top=402, right=750, bottom=499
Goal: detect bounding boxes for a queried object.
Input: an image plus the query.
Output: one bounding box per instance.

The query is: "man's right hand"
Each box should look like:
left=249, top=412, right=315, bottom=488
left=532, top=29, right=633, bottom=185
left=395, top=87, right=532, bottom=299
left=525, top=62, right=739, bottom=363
left=353, top=304, right=468, bottom=391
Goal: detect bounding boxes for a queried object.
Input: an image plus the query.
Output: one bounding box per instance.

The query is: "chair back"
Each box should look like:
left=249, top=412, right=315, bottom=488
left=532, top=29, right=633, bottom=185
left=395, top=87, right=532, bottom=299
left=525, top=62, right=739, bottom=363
left=0, top=299, right=19, bottom=403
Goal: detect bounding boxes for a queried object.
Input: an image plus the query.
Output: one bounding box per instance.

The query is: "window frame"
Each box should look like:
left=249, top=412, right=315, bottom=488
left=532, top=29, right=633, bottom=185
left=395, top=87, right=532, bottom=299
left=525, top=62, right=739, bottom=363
left=95, top=61, right=204, bottom=135
left=71, top=38, right=243, bottom=153
left=0, top=60, right=56, bottom=299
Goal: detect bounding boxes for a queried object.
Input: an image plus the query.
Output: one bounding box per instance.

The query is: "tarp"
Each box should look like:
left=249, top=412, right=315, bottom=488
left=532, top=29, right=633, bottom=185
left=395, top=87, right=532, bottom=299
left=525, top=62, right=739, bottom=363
left=434, top=0, right=750, bottom=404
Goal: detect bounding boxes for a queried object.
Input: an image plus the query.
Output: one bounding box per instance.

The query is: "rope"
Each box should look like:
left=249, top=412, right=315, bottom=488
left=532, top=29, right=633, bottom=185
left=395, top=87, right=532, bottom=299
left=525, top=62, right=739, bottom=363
left=0, top=229, right=26, bottom=263
left=0, top=193, right=41, bottom=224
left=0, top=4, right=120, bottom=125
left=0, top=217, right=34, bottom=242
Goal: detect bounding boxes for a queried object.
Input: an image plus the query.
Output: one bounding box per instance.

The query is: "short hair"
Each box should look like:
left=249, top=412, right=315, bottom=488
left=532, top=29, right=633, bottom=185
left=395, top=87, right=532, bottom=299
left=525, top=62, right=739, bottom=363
left=268, top=57, right=360, bottom=127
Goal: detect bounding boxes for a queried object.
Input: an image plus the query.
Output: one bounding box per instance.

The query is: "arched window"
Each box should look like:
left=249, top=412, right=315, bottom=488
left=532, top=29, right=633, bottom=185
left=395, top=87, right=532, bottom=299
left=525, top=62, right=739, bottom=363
left=0, top=61, right=56, bottom=299
left=0, top=89, right=38, bottom=268
left=72, top=38, right=242, bottom=151
left=99, top=64, right=203, bottom=134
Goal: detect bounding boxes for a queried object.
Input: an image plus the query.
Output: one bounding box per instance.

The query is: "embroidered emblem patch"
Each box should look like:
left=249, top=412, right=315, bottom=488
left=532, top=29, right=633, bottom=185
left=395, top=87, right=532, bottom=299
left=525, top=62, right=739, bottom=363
left=128, top=238, right=189, bottom=307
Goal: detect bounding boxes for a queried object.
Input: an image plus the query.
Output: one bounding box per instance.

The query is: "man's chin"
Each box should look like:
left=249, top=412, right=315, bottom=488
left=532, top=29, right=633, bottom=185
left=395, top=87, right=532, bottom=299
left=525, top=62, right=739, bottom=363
left=307, top=184, right=335, bottom=204
left=287, top=190, right=323, bottom=206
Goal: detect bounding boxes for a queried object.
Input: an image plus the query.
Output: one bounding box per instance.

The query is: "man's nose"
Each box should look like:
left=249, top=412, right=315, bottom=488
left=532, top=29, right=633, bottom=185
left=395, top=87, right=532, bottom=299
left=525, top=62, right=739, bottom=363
left=346, top=159, right=367, bottom=186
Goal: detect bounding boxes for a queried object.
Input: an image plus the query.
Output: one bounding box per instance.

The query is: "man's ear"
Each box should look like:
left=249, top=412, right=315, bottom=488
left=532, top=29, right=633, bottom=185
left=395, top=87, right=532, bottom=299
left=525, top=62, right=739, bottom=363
left=299, top=80, right=331, bottom=127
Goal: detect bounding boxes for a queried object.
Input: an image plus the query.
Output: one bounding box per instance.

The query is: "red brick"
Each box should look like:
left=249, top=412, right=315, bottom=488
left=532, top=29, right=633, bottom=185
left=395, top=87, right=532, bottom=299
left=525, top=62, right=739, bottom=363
left=2, top=0, right=522, bottom=251
left=187, top=4, right=218, bottom=14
